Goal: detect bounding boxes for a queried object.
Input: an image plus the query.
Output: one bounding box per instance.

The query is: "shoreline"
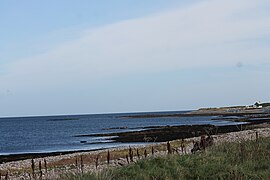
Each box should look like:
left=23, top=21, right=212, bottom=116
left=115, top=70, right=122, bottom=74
left=1, top=119, right=268, bottom=164
left=1, top=108, right=270, bottom=163
left=0, top=123, right=246, bottom=163
left=1, top=126, right=269, bottom=180
left=0, top=148, right=107, bottom=164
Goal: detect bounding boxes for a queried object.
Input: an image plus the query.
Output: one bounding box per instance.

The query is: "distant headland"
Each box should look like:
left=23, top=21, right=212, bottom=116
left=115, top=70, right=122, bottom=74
left=188, top=101, right=270, bottom=116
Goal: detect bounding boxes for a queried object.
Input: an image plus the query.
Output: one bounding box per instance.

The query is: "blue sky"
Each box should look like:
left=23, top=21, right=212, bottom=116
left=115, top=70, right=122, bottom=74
left=0, top=0, right=191, bottom=63
left=0, top=0, right=270, bottom=117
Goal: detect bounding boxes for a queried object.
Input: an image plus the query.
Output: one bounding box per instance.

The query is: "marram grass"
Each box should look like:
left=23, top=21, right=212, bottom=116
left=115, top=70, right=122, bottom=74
left=63, top=137, right=270, bottom=180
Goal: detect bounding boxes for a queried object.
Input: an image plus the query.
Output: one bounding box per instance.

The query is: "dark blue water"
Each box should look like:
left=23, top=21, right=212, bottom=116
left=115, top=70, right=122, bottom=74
left=0, top=111, right=243, bottom=155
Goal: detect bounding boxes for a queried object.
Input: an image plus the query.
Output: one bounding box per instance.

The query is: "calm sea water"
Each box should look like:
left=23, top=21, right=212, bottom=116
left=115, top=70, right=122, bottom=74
left=0, top=111, right=243, bottom=155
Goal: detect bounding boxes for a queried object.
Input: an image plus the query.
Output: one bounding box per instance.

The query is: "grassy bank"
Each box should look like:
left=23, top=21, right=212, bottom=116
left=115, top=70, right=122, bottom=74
left=64, top=137, right=270, bottom=179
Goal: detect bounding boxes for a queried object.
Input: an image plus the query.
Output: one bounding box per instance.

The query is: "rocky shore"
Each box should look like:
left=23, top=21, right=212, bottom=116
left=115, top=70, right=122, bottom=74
left=1, top=106, right=269, bottom=179
left=76, top=112, right=270, bottom=143
left=1, top=125, right=269, bottom=180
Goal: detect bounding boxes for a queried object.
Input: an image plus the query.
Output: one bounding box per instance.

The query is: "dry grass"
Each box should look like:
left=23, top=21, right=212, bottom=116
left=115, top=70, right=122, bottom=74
left=65, top=137, right=270, bottom=180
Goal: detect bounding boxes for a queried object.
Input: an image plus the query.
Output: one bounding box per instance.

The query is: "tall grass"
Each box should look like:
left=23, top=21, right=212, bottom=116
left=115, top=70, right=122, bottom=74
left=64, top=137, right=270, bottom=180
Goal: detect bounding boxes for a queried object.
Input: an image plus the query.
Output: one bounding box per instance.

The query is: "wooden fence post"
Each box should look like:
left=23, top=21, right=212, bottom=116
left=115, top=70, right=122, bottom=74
left=75, top=158, right=78, bottom=169
left=144, top=149, right=147, bottom=158
left=39, top=161, right=42, bottom=179
left=107, top=151, right=110, bottom=164
left=129, top=147, right=133, bottom=162
left=200, top=135, right=206, bottom=150
left=181, top=138, right=184, bottom=153
left=31, top=159, right=35, bottom=179
left=167, top=142, right=172, bottom=154
left=126, top=154, right=130, bottom=164
left=136, top=149, right=140, bottom=160
left=80, top=155, right=84, bottom=174
left=44, top=159, right=47, bottom=175
left=95, top=156, right=99, bottom=169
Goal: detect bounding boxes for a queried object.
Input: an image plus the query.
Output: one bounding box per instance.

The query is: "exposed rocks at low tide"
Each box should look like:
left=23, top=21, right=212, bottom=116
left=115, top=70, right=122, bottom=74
left=1, top=127, right=269, bottom=180
left=1, top=107, right=269, bottom=179
left=76, top=121, right=269, bottom=143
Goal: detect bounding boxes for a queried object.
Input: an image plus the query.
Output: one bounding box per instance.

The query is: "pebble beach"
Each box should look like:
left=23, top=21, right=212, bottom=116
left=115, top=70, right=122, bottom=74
left=1, top=125, right=269, bottom=180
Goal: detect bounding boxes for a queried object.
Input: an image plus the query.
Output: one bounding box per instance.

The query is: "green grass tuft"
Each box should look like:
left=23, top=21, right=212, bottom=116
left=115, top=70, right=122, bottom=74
left=64, top=137, right=270, bottom=180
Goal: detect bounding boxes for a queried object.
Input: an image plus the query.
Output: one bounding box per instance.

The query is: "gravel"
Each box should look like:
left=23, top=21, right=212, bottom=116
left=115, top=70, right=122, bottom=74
left=1, top=127, right=269, bottom=180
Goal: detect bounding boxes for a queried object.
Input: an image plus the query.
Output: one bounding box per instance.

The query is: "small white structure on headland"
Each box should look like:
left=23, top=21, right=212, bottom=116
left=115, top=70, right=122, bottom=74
left=246, top=101, right=263, bottom=109
left=254, top=101, right=263, bottom=108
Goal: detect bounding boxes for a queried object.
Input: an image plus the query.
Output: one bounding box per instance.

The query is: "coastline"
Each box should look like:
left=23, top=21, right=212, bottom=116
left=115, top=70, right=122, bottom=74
left=1, top=123, right=269, bottom=163
left=0, top=107, right=269, bottom=179
left=1, top=108, right=270, bottom=163
left=1, top=125, right=269, bottom=180
left=0, top=148, right=107, bottom=164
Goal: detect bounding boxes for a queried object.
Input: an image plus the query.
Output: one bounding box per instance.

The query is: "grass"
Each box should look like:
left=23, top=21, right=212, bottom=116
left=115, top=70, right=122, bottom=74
left=50, top=139, right=186, bottom=168
left=0, top=141, right=179, bottom=176
left=63, top=137, right=270, bottom=180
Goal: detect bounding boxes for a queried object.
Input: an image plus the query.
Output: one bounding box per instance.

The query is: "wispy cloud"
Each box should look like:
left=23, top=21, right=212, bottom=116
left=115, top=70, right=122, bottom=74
left=2, top=0, right=270, bottom=88
left=1, top=0, right=270, bottom=115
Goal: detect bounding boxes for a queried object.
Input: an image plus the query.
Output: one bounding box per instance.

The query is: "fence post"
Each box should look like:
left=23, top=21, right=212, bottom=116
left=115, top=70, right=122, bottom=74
left=44, top=159, right=47, bottom=174
left=144, top=149, right=147, bottom=158
left=95, top=156, right=99, bottom=169
left=181, top=138, right=185, bottom=153
left=75, top=158, right=78, bottom=169
left=126, top=154, right=130, bottom=164
left=107, top=151, right=110, bottom=165
left=39, top=161, right=42, bottom=179
left=167, top=142, right=172, bottom=154
left=200, top=135, right=206, bottom=150
left=129, top=147, right=133, bottom=162
left=80, top=155, right=84, bottom=174
left=136, top=149, right=140, bottom=160
left=31, top=159, right=35, bottom=179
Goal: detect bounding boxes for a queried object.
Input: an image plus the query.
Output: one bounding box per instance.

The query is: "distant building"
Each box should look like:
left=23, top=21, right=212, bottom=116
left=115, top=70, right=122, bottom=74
left=254, top=101, right=261, bottom=107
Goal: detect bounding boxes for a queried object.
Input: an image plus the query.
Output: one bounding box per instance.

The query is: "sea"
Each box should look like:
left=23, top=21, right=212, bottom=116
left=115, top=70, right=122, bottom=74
left=0, top=111, right=244, bottom=155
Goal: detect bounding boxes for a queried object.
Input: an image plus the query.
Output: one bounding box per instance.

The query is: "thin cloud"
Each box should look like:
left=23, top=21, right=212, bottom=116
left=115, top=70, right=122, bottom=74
left=0, top=0, right=270, bottom=116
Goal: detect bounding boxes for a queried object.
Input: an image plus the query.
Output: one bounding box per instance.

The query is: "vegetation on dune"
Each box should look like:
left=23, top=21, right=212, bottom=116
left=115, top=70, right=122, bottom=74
left=64, top=137, right=270, bottom=180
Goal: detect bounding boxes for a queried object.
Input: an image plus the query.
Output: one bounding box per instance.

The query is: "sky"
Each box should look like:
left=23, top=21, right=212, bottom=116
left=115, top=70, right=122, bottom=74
left=0, top=0, right=270, bottom=117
